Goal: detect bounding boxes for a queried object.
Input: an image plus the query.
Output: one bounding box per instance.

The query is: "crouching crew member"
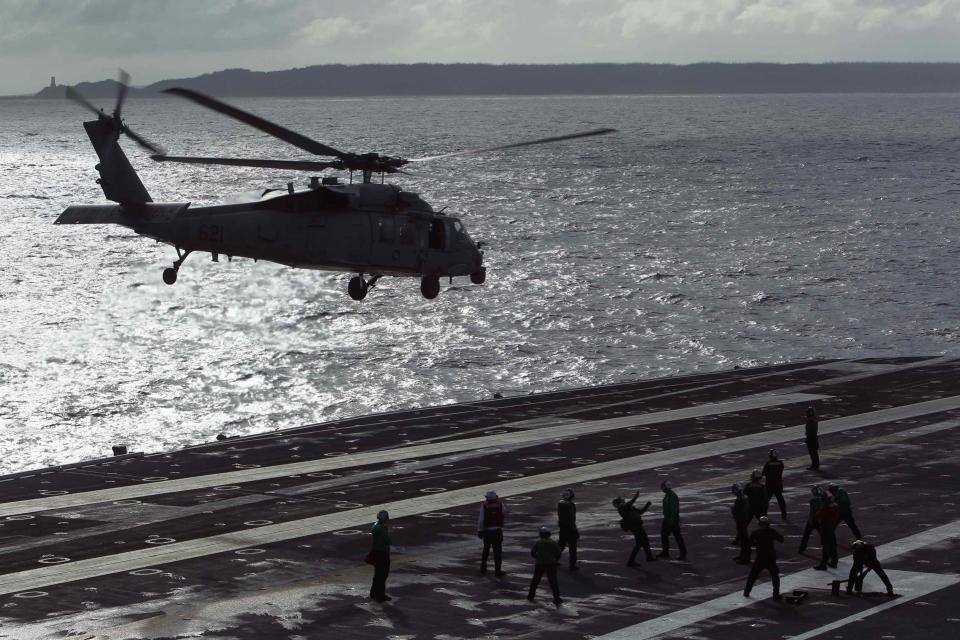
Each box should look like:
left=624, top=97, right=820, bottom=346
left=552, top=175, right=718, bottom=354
left=848, top=540, right=895, bottom=596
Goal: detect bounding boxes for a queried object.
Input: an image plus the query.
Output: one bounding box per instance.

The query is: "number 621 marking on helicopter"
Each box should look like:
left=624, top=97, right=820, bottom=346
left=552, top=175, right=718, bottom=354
left=198, top=224, right=224, bottom=244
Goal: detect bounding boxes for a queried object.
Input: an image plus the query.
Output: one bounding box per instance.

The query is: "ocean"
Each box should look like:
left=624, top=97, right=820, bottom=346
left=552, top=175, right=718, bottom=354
left=1, top=93, right=958, bottom=474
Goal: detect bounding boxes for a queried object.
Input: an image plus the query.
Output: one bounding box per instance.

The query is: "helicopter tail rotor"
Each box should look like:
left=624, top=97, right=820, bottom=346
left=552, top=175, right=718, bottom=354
left=64, top=69, right=166, bottom=156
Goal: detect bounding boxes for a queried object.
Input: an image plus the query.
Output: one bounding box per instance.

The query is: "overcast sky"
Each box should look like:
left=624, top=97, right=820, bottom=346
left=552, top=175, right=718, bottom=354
left=2, top=0, right=959, bottom=95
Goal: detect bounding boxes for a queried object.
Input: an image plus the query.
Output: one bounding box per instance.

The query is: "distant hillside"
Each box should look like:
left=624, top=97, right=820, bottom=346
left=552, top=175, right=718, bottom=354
left=31, top=63, right=960, bottom=98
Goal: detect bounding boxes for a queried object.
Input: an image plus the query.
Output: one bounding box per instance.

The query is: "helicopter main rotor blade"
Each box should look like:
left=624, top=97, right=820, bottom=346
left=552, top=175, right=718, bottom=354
left=123, top=126, right=166, bottom=156
left=65, top=86, right=104, bottom=118
left=151, top=154, right=337, bottom=172
left=115, top=68, right=130, bottom=119
left=409, top=127, right=617, bottom=162
left=163, top=88, right=347, bottom=159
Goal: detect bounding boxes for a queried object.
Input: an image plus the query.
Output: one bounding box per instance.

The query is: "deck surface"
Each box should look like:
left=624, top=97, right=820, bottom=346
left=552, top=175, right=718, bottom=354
left=2, top=356, right=960, bottom=639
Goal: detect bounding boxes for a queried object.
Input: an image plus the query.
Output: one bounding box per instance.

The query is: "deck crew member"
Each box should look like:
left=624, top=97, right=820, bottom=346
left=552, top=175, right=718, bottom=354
left=762, top=449, right=787, bottom=520
left=814, top=495, right=841, bottom=570
left=744, top=470, right=767, bottom=521
left=805, top=406, right=820, bottom=470
left=557, top=488, right=580, bottom=570
left=478, top=490, right=506, bottom=576
left=526, top=526, right=563, bottom=606
left=798, top=485, right=824, bottom=554
left=847, top=539, right=895, bottom=596
left=658, top=481, right=687, bottom=561
left=369, top=510, right=392, bottom=603
left=613, top=491, right=656, bottom=566
left=827, top=482, right=863, bottom=539
left=731, top=483, right=752, bottom=564
left=743, top=516, right=784, bottom=600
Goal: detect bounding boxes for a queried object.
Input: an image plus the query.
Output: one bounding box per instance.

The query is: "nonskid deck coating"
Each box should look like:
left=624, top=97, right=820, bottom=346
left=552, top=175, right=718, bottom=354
left=2, top=356, right=960, bottom=639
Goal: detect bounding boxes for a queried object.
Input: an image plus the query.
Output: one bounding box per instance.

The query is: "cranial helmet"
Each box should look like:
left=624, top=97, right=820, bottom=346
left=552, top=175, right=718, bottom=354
left=485, top=490, right=498, bottom=500
left=661, top=480, right=671, bottom=491
left=852, top=539, right=865, bottom=548
left=731, top=483, right=741, bottom=494
left=751, top=470, right=762, bottom=481
left=612, top=497, right=624, bottom=507
left=812, top=485, right=822, bottom=496
left=377, top=510, right=389, bottom=522
left=539, top=526, right=551, bottom=538
left=562, top=488, right=574, bottom=500
left=769, top=449, right=778, bottom=458
left=758, top=516, right=770, bottom=526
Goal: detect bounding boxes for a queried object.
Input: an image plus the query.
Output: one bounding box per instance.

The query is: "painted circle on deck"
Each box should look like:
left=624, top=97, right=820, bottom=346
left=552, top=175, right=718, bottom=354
left=38, top=489, right=68, bottom=496
left=12, top=591, right=47, bottom=599
left=420, top=487, right=447, bottom=493
left=233, top=464, right=260, bottom=469
left=695, top=416, right=718, bottom=421
left=422, top=512, right=451, bottom=518
left=235, top=548, right=266, bottom=555
left=244, top=520, right=273, bottom=526
left=583, top=480, right=608, bottom=486
left=335, top=501, right=363, bottom=508
left=130, top=568, right=163, bottom=576
left=323, top=452, right=348, bottom=457
left=145, top=537, right=175, bottom=545
left=113, top=500, right=142, bottom=506
left=761, top=423, right=786, bottom=430
left=627, top=426, right=653, bottom=431
left=654, top=466, right=678, bottom=472
left=498, top=471, right=524, bottom=478
left=506, top=495, right=532, bottom=502
left=38, top=556, right=70, bottom=564
left=5, top=515, right=34, bottom=521
left=721, top=453, right=744, bottom=460
left=213, top=485, right=241, bottom=491
left=333, top=529, right=364, bottom=536
left=703, top=434, right=727, bottom=440
left=141, top=477, right=168, bottom=482
left=571, top=459, right=595, bottom=465
left=307, top=473, right=336, bottom=479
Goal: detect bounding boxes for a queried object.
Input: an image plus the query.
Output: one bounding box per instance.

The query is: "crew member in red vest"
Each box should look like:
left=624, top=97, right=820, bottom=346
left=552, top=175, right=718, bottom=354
left=478, top=490, right=506, bottom=576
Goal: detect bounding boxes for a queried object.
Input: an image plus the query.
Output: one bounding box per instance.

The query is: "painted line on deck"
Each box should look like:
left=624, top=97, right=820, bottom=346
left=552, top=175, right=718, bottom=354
left=5, top=390, right=960, bottom=522
left=596, top=520, right=960, bottom=640
left=0, top=392, right=827, bottom=518
left=3, top=398, right=960, bottom=595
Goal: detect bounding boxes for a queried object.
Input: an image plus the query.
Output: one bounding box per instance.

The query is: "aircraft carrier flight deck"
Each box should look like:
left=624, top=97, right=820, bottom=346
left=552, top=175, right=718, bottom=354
left=2, top=356, right=959, bottom=639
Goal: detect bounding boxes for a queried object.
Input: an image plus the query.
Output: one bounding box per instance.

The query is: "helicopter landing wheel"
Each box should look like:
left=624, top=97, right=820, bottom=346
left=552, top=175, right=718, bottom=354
left=420, top=275, right=440, bottom=299
left=470, top=267, right=486, bottom=285
left=162, top=267, right=178, bottom=285
left=348, top=275, right=368, bottom=301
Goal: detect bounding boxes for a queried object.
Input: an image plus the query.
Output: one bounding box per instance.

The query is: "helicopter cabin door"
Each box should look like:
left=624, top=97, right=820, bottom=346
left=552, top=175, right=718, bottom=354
left=371, top=215, right=420, bottom=272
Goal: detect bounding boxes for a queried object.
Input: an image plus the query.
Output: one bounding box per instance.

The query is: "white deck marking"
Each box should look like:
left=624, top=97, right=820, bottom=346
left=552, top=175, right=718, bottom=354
left=596, top=520, right=960, bottom=640
left=1, top=400, right=960, bottom=595
left=785, top=572, right=959, bottom=640
left=0, top=392, right=827, bottom=518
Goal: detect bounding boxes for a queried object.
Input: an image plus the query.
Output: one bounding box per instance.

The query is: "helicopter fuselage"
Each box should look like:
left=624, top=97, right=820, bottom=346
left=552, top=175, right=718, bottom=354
left=58, top=181, right=485, bottom=283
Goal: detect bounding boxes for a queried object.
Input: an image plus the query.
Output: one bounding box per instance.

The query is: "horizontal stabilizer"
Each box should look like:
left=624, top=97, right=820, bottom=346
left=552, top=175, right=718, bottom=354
left=55, top=203, right=189, bottom=225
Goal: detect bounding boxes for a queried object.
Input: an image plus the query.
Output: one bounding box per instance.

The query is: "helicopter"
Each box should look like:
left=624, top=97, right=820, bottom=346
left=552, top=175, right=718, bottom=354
left=56, top=72, right=615, bottom=300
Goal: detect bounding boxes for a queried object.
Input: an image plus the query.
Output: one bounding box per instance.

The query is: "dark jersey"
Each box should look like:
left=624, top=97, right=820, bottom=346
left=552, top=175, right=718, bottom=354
left=762, top=459, right=785, bottom=489
left=749, top=526, right=784, bottom=560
